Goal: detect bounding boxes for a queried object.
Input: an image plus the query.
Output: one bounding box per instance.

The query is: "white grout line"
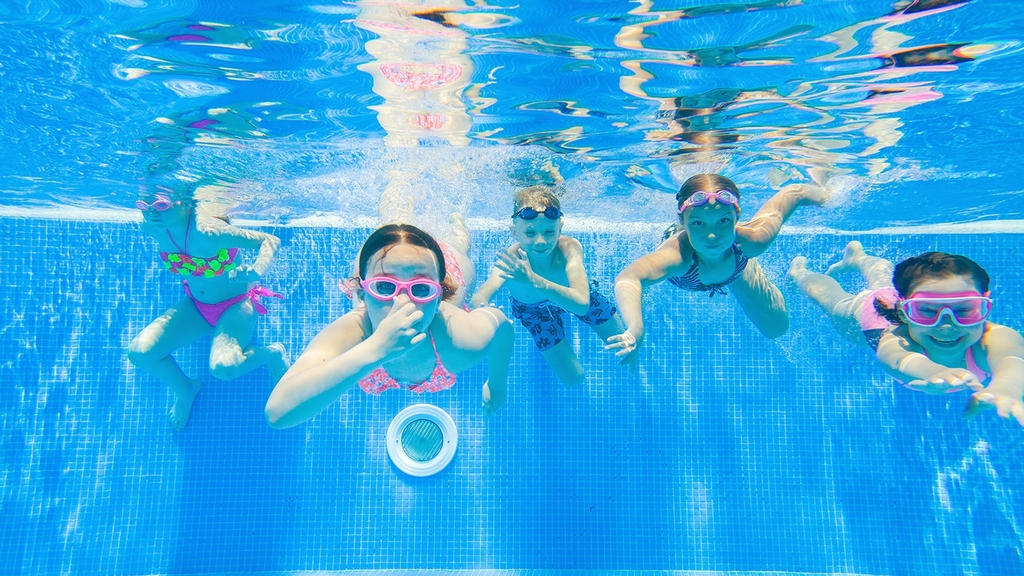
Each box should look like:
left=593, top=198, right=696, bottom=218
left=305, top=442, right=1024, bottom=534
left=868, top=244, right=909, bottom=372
left=3, top=206, right=1024, bottom=235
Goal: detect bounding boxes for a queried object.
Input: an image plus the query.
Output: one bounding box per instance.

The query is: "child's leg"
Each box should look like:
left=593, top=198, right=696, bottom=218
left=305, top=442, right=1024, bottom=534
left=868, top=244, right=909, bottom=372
left=590, top=312, right=626, bottom=344
left=511, top=298, right=583, bottom=386
left=789, top=256, right=864, bottom=344
left=540, top=341, right=586, bottom=386
left=447, top=212, right=472, bottom=257
left=826, top=241, right=894, bottom=290
left=127, top=297, right=214, bottom=430
left=728, top=258, right=789, bottom=339
left=442, top=213, right=477, bottom=306
left=209, top=299, right=290, bottom=384
left=378, top=169, right=417, bottom=225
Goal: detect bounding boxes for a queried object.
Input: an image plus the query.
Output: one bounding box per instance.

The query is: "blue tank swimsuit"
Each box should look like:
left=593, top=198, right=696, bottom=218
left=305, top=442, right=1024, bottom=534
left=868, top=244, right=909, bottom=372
left=668, top=244, right=749, bottom=297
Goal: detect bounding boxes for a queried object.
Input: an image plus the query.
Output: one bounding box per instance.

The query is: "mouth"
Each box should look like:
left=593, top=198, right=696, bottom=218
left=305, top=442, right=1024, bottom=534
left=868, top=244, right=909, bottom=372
left=929, top=335, right=965, bottom=348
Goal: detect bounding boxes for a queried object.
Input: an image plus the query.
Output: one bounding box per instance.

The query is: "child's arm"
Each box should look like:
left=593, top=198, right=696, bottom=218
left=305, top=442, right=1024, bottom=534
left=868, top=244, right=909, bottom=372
left=444, top=305, right=514, bottom=416
left=607, top=236, right=684, bottom=364
left=964, top=324, right=1024, bottom=425
left=495, top=238, right=591, bottom=316
left=478, top=307, right=514, bottom=417
left=203, top=218, right=282, bottom=280
left=876, top=327, right=981, bottom=393
left=470, top=267, right=507, bottom=308
left=264, top=304, right=426, bottom=428
left=736, top=183, right=827, bottom=257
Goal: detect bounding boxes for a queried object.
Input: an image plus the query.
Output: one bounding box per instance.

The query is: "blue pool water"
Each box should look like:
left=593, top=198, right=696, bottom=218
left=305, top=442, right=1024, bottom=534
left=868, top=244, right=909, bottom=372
left=3, top=217, right=1023, bottom=574
left=4, top=0, right=1024, bottom=573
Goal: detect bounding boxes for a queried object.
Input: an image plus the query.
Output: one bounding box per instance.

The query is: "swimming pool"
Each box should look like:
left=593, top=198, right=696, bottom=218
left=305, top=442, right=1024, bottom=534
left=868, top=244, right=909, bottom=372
left=3, top=0, right=1024, bottom=573
left=3, top=215, right=1022, bottom=574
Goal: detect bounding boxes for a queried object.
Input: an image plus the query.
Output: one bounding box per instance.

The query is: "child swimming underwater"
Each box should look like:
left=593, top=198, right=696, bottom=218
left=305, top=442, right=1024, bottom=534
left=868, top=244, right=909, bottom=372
left=128, top=188, right=290, bottom=430
left=791, top=246, right=1024, bottom=425
left=265, top=223, right=514, bottom=428
left=608, top=173, right=827, bottom=363
left=471, top=186, right=625, bottom=385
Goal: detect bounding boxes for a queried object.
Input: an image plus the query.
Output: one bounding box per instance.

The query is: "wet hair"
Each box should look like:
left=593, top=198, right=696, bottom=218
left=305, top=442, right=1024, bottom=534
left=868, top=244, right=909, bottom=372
left=413, top=9, right=458, bottom=28
left=512, top=185, right=562, bottom=213
left=873, top=251, right=991, bottom=324
left=356, top=224, right=457, bottom=301
left=675, top=173, right=741, bottom=210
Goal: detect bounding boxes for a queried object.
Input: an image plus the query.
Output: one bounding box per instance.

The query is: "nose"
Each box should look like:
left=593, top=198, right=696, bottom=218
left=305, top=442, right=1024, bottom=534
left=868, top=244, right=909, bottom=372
left=391, top=291, right=414, bottom=307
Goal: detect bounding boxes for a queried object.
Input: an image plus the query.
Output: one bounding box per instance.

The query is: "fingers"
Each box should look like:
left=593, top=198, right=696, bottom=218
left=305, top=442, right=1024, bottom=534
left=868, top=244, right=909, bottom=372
left=964, top=391, right=998, bottom=419
left=964, top=391, right=1024, bottom=427
left=1013, top=404, right=1024, bottom=427
left=605, top=332, right=638, bottom=360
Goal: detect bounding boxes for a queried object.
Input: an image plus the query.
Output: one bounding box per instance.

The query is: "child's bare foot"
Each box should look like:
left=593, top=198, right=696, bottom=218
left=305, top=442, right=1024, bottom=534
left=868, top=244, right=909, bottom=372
left=449, top=212, right=471, bottom=255
left=790, top=182, right=829, bottom=206
left=482, top=380, right=506, bottom=418
left=826, top=241, right=866, bottom=277
left=169, top=379, right=201, bottom=431
left=267, top=342, right=290, bottom=385
left=788, top=255, right=810, bottom=281
left=378, top=172, right=415, bottom=225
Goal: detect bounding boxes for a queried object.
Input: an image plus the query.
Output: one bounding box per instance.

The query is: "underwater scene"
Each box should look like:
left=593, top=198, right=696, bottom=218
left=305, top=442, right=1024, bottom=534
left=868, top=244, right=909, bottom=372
left=2, top=0, right=1023, bottom=574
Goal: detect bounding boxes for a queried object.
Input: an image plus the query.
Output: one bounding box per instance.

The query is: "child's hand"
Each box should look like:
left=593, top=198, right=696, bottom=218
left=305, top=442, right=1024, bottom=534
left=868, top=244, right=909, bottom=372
left=366, top=302, right=427, bottom=362
left=605, top=329, right=643, bottom=366
left=963, top=386, right=1024, bottom=426
left=905, top=368, right=981, bottom=395
left=228, top=266, right=260, bottom=284
left=495, top=248, right=534, bottom=286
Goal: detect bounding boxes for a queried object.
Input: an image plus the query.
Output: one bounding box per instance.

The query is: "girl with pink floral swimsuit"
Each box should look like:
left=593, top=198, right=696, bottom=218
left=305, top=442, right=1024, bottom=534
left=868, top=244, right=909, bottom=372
left=265, top=222, right=515, bottom=429
left=128, top=190, right=290, bottom=431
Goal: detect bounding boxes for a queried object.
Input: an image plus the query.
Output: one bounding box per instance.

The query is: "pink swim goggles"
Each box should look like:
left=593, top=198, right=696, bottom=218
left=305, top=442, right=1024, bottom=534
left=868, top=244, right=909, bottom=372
left=899, top=291, right=992, bottom=327
left=679, top=189, right=739, bottom=212
left=361, top=276, right=442, bottom=303
left=136, top=193, right=174, bottom=212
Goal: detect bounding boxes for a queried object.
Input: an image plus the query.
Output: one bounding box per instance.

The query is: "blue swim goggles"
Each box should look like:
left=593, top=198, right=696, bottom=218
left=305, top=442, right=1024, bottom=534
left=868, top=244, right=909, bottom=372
left=512, top=206, right=562, bottom=220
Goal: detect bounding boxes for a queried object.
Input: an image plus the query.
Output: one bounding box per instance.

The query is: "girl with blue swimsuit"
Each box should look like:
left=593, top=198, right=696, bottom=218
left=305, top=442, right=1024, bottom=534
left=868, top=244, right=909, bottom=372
left=607, top=173, right=828, bottom=363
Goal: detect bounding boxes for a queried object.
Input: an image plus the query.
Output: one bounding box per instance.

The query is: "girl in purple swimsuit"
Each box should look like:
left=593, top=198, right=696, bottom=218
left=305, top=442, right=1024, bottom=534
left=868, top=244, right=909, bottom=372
left=608, top=173, right=827, bottom=363
left=795, top=249, right=1024, bottom=425
left=128, top=189, right=290, bottom=430
left=264, top=223, right=515, bottom=429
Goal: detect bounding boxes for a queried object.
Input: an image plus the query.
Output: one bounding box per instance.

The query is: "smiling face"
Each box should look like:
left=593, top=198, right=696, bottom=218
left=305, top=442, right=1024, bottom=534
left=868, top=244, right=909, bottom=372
left=361, top=243, right=442, bottom=332
left=681, top=201, right=738, bottom=257
left=512, top=209, right=562, bottom=259
left=903, top=274, right=987, bottom=361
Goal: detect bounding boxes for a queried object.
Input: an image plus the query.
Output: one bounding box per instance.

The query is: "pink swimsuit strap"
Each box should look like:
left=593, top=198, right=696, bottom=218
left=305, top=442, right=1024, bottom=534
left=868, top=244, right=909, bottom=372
left=358, top=332, right=457, bottom=395
left=965, top=346, right=991, bottom=384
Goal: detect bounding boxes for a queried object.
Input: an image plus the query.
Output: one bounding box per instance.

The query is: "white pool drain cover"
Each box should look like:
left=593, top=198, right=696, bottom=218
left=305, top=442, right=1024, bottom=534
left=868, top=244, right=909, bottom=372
left=386, top=404, right=457, bottom=477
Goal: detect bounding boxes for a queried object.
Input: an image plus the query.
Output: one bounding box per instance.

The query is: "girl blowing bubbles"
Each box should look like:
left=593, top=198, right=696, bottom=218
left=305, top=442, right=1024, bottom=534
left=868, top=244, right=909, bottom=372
left=265, top=224, right=514, bottom=428
left=792, top=247, right=1024, bottom=425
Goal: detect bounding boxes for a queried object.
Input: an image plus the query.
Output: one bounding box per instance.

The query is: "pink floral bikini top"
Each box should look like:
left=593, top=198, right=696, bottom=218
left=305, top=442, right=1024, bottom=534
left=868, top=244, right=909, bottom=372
left=358, top=333, right=457, bottom=395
